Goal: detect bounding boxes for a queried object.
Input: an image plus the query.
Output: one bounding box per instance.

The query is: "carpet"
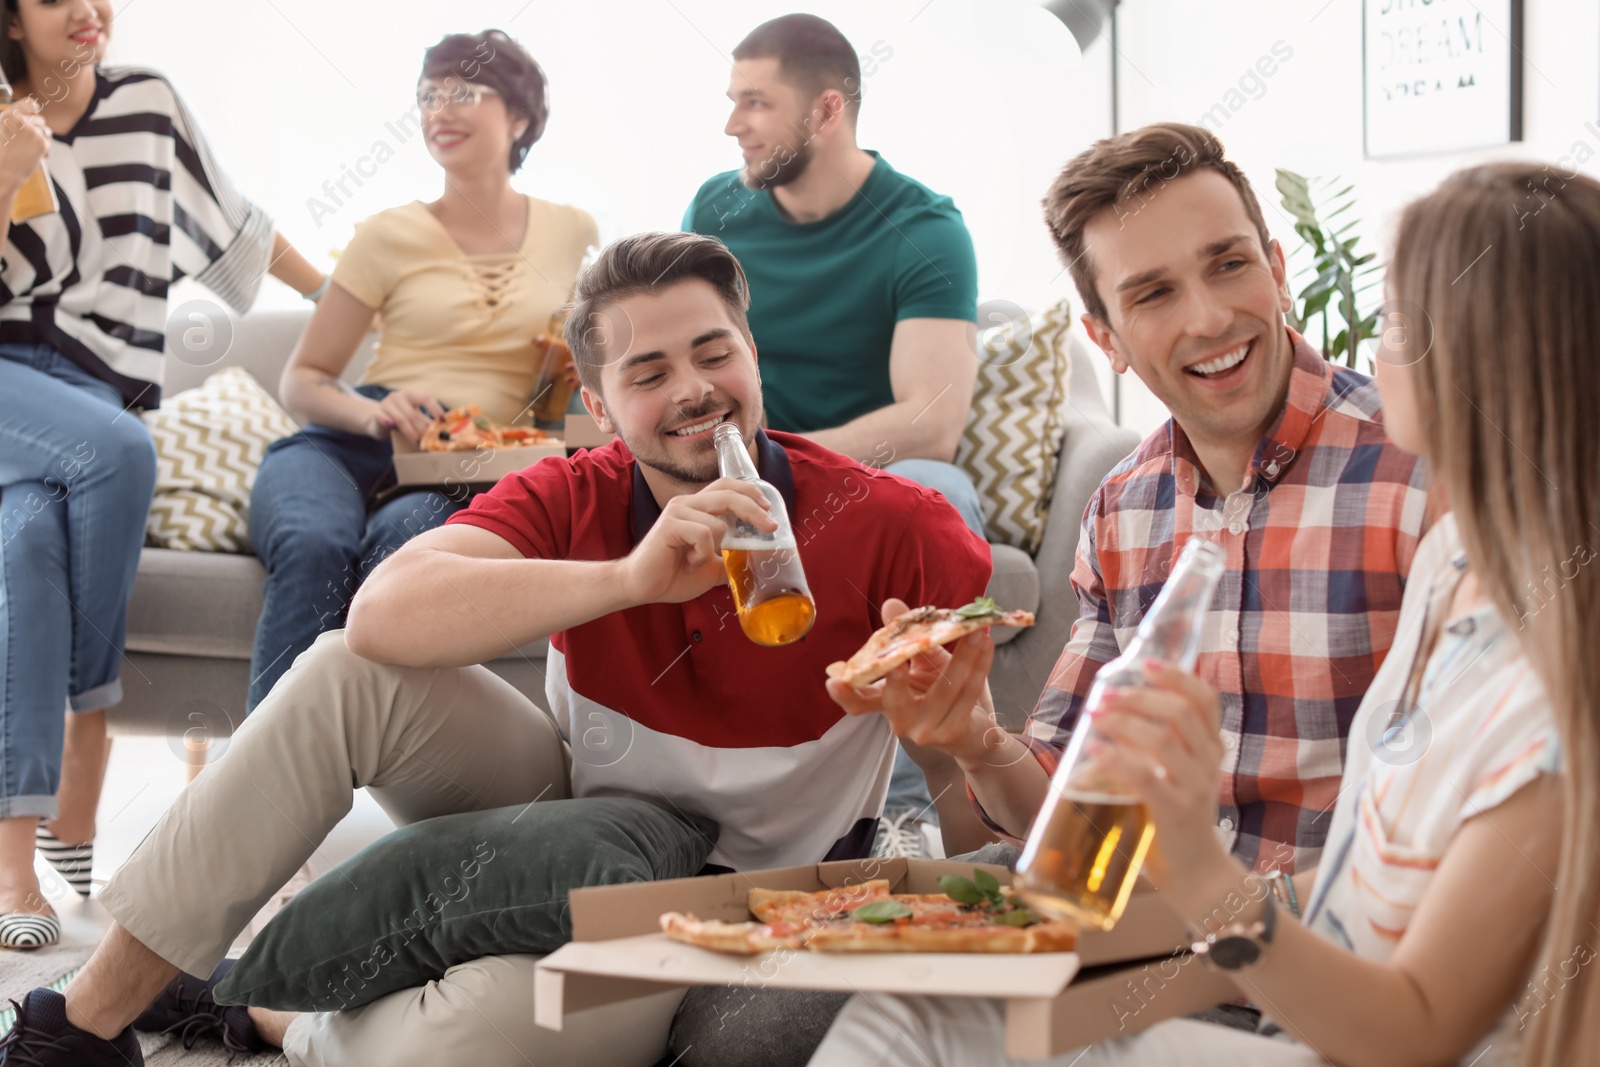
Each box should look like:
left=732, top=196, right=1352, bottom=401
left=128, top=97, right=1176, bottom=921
left=0, top=953, right=290, bottom=1065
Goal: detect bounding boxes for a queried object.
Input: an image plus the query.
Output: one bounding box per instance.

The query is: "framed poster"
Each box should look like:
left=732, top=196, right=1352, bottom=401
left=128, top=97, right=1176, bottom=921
left=1363, top=0, right=1523, bottom=158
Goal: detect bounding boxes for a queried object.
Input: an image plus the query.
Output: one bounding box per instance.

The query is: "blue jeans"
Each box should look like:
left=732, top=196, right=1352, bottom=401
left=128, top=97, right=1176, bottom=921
left=0, top=343, right=157, bottom=818
left=247, top=390, right=464, bottom=710
left=879, top=459, right=984, bottom=820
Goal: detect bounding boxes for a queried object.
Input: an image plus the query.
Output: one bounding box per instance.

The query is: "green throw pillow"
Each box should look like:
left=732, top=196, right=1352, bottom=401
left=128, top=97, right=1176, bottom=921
left=215, top=796, right=717, bottom=1012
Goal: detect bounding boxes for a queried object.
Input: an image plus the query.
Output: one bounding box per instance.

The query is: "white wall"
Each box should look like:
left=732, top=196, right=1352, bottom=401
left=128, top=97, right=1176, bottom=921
left=1107, top=0, right=1600, bottom=435
left=108, top=0, right=1098, bottom=330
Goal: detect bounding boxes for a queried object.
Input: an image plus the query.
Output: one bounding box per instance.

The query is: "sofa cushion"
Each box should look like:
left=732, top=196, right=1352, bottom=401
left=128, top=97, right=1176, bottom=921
left=142, top=368, right=297, bottom=553
left=214, top=797, right=716, bottom=1012
left=986, top=544, right=1039, bottom=648
left=128, top=547, right=268, bottom=660
left=956, top=300, right=1073, bottom=555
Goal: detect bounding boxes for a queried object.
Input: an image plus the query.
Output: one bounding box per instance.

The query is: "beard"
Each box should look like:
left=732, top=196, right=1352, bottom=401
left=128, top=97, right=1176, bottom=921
left=619, top=395, right=758, bottom=487
left=740, top=139, right=813, bottom=190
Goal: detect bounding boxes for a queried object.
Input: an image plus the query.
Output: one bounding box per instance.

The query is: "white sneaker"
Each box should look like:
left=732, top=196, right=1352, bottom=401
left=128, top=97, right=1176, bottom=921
left=872, top=810, right=933, bottom=859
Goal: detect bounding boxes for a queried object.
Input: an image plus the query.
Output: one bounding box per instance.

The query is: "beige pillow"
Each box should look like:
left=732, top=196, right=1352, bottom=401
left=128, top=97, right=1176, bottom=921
left=956, top=299, right=1073, bottom=554
left=143, top=367, right=298, bottom=553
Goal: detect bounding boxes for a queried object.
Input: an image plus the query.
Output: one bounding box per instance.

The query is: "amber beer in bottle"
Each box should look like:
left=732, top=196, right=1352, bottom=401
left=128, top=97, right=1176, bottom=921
left=0, top=74, right=57, bottom=223
left=1015, top=537, right=1226, bottom=930
left=712, top=422, right=815, bottom=646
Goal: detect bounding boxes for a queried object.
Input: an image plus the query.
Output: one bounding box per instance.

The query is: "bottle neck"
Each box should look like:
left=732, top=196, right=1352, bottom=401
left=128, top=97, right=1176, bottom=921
left=1131, top=541, right=1226, bottom=671
left=714, top=426, right=761, bottom=482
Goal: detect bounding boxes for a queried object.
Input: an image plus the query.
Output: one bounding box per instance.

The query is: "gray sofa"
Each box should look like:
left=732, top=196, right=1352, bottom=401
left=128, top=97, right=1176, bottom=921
left=116, top=309, right=1137, bottom=737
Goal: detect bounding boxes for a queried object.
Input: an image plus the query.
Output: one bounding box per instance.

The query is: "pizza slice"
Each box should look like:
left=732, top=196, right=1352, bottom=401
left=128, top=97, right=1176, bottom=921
left=826, top=598, right=1036, bottom=689
left=748, top=880, right=891, bottom=924
left=660, top=874, right=1077, bottom=956
left=659, top=913, right=807, bottom=955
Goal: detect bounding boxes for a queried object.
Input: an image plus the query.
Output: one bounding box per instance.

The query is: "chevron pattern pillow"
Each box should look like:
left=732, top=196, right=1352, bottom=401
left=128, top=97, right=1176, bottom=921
left=142, top=367, right=299, bottom=553
left=956, top=299, right=1074, bottom=555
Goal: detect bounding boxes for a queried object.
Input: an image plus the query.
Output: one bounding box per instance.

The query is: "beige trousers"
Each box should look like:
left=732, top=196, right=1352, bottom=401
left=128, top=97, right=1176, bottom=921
left=100, top=630, right=681, bottom=1067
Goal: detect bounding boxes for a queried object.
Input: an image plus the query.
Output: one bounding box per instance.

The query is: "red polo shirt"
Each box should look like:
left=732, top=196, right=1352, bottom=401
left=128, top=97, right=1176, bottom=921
left=447, top=430, right=991, bottom=870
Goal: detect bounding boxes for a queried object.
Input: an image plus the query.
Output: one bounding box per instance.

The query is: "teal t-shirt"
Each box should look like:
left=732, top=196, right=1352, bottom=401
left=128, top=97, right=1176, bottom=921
left=683, top=153, right=977, bottom=434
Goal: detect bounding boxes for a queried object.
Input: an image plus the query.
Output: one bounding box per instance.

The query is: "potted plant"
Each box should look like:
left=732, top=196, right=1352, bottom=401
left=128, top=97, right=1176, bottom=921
left=1276, top=169, right=1382, bottom=369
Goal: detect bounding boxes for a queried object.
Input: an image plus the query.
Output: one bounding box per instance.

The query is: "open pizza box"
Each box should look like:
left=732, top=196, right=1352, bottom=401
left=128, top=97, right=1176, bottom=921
left=534, top=857, right=1237, bottom=1059
left=390, top=430, right=565, bottom=489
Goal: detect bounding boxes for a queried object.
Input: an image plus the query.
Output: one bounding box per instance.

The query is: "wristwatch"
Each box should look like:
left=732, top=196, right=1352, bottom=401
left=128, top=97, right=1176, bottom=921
left=1190, top=890, right=1276, bottom=970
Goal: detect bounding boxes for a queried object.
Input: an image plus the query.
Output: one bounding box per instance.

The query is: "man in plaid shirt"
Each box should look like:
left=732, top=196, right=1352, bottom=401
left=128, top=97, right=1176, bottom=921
left=828, top=122, right=1429, bottom=876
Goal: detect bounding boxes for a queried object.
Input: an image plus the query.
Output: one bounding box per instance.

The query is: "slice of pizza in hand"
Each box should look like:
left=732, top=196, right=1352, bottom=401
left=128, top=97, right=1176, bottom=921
left=826, top=597, right=1035, bottom=689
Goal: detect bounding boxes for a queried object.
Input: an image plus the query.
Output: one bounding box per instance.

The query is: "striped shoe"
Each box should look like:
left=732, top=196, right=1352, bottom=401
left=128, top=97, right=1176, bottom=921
left=0, top=910, right=60, bottom=950
left=34, top=825, right=92, bottom=898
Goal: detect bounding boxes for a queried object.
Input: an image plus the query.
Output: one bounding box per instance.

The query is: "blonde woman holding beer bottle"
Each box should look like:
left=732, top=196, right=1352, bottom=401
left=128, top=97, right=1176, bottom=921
left=812, top=163, right=1600, bottom=1066
left=0, top=0, right=325, bottom=946
left=248, top=29, right=597, bottom=713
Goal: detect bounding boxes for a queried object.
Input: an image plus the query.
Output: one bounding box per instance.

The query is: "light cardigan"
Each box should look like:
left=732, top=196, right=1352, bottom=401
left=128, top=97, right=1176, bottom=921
left=0, top=65, right=273, bottom=409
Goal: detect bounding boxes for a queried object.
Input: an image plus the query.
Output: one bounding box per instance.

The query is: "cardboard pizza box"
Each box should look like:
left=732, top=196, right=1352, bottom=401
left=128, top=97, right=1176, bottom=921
left=390, top=430, right=565, bottom=489
left=563, top=412, right=615, bottom=449
left=533, top=858, right=1234, bottom=1059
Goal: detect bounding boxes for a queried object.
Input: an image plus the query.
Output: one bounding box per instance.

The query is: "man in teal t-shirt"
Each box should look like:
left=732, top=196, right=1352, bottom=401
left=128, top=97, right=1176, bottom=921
left=683, top=15, right=985, bottom=882
left=683, top=14, right=984, bottom=538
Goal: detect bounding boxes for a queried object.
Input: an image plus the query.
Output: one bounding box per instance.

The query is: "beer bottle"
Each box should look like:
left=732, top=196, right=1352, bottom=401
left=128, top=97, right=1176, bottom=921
left=531, top=306, right=574, bottom=425
left=0, top=73, right=57, bottom=223
left=712, top=422, right=816, bottom=646
left=1015, top=536, right=1226, bottom=930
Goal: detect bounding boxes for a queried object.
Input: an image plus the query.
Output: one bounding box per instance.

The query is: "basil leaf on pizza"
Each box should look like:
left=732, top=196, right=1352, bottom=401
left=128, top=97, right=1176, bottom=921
left=853, top=900, right=914, bottom=924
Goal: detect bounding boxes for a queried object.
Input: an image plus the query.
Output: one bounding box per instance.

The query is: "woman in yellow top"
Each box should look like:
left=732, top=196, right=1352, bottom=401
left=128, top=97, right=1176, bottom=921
left=247, top=29, right=596, bottom=710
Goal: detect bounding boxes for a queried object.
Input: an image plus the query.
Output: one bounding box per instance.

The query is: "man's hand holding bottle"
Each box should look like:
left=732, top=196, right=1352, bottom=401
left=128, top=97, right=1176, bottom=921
left=616, top=479, right=774, bottom=606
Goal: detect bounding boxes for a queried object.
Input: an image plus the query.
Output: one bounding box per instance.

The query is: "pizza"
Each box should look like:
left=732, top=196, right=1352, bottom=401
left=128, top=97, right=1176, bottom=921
left=419, top=405, right=558, bottom=452
left=826, top=598, right=1036, bottom=688
left=661, top=874, right=1076, bottom=956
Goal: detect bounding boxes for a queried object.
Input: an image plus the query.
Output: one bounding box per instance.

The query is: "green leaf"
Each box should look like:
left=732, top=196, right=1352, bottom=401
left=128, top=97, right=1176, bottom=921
left=473, top=416, right=491, bottom=430
left=993, top=907, right=1042, bottom=927
left=954, top=597, right=1001, bottom=620
left=973, top=869, right=1003, bottom=903
left=853, top=900, right=913, bottom=924
left=940, top=875, right=988, bottom=906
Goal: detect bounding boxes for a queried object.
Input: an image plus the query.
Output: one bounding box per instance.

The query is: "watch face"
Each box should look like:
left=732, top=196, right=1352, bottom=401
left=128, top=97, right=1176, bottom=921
left=1209, top=936, right=1262, bottom=970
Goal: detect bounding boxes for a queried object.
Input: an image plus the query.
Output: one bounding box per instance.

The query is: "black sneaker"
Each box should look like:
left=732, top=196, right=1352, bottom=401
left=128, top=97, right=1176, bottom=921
left=133, top=958, right=262, bottom=1058
left=0, top=987, right=142, bottom=1065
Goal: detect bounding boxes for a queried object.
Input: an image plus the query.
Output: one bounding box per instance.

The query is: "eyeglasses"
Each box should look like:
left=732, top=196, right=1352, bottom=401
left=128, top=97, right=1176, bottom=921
left=417, top=80, right=501, bottom=111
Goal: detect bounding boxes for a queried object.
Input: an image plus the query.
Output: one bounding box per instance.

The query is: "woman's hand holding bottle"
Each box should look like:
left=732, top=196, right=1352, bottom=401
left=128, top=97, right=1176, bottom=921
left=0, top=104, right=49, bottom=198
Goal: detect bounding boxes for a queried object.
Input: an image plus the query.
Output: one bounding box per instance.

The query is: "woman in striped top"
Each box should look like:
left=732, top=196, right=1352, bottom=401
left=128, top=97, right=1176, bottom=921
left=0, top=0, right=321, bottom=947
left=811, top=162, right=1597, bottom=1065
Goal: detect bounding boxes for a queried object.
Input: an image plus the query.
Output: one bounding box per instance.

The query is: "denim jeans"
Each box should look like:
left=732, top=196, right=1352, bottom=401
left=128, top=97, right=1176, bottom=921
left=0, top=343, right=157, bottom=818
left=247, top=388, right=464, bottom=710
left=879, top=459, right=985, bottom=819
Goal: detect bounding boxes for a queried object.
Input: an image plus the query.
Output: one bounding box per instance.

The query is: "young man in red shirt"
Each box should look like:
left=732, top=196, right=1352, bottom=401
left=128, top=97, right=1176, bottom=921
left=1, top=233, right=992, bottom=1067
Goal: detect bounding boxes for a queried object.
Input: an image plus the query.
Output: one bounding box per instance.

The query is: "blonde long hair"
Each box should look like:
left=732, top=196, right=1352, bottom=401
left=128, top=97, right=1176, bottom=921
left=1390, top=162, right=1600, bottom=1066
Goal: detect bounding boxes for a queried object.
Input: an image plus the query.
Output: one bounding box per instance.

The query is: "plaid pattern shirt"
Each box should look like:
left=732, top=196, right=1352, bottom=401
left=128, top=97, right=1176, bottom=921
left=990, top=334, right=1430, bottom=874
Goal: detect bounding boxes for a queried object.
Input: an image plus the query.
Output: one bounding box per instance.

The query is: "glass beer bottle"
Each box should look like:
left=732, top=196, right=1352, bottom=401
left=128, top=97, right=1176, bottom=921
left=531, top=306, right=575, bottom=425
left=0, top=77, right=57, bottom=223
left=712, top=422, right=815, bottom=646
left=1015, top=536, right=1226, bottom=930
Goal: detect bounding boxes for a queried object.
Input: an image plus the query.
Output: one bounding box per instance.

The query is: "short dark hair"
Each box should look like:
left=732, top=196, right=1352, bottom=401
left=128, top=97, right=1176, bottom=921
left=733, top=14, right=863, bottom=117
left=1041, top=122, right=1273, bottom=324
left=421, top=30, right=548, bottom=173
left=1, top=1, right=25, bottom=85
left=565, top=233, right=752, bottom=394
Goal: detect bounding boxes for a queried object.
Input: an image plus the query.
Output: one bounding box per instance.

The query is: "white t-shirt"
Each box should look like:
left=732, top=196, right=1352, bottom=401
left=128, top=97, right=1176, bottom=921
left=1303, top=514, right=1562, bottom=1065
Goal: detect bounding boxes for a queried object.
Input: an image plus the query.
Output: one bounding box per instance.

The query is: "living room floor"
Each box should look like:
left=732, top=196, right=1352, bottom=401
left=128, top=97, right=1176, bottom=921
left=94, top=736, right=395, bottom=896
